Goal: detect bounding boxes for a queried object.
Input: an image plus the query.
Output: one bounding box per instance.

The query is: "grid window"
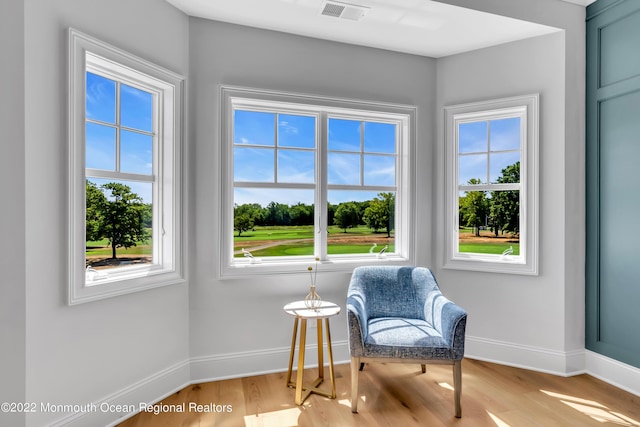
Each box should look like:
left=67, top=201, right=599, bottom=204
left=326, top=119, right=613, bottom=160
left=221, top=87, right=415, bottom=276
left=444, top=94, right=538, bottom=275
left=68, top=29, right=184, bottom=304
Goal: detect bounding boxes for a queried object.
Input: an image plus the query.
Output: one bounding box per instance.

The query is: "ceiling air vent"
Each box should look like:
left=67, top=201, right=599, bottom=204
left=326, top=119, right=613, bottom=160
left=320, top=1, right=369, bottom=21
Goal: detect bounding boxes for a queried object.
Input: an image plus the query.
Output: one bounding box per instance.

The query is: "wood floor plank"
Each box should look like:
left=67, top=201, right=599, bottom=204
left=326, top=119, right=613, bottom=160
left=117, top=359, right=640, bottom=427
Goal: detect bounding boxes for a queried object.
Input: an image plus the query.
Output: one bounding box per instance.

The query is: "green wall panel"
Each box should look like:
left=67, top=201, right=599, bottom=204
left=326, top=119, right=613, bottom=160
left=599, top=9, right=640, bottom=87
left=587, top=0, right=640, bottom=369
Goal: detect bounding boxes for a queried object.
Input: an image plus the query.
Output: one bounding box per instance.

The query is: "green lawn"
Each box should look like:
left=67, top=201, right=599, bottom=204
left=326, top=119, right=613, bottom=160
left=234, top=226, right=315, bottom=241
left=459, top=242, right=519, bottom=255
left=246, top=243, right=396, bottom=257
left=86, top=238, right=152, bottom=257
left=234, top=225, right=393, bottom=257
left=458, top=227, right=519, bottom=255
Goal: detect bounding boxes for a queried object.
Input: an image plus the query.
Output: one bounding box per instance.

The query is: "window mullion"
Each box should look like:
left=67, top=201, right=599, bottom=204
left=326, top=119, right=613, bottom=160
left=360, top=120, right=365, bottom=186
left=115, top=82, right=121, bottom=173
left=316, top=112, right=328, bottom=260
left=274, top=113, right=279, bottom=184
left=486, top=119, right=491, bottom=184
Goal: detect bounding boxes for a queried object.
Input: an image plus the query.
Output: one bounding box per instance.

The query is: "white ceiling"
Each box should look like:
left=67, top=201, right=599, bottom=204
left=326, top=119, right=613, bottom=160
left=164, top=0, right=577, bottom=58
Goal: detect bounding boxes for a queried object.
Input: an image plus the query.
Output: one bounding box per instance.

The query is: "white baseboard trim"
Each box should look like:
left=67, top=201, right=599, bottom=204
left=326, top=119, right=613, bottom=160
left=48, top=360, right=190, bottom=427
left=48, top=342, right=349, bottom=427
left=190, top=340, right=350, bottom=383
left=49, top=339, right=640, bottom=426
left=464, top=335, right=586, bottom=376
left=585, top=350, right=640, bottom=397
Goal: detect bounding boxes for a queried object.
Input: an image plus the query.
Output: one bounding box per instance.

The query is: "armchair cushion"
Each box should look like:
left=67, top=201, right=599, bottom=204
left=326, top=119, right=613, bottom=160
left=364, top=317, right=451, bottom=359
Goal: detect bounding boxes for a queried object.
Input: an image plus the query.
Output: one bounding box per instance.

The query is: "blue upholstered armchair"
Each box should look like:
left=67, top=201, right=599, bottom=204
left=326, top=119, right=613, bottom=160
left=347, top=266, right=467, bottom=417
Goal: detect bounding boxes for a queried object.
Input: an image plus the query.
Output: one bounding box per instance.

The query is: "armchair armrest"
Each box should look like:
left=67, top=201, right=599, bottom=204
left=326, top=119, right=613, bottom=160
left=438, top=299, right=467, bottom=359
left=347, top=291, right=368, bottom=357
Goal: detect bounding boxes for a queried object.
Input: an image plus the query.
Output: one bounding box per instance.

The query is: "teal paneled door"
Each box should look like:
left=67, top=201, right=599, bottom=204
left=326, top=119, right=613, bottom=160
left=587, top=0, right=640, bottom=369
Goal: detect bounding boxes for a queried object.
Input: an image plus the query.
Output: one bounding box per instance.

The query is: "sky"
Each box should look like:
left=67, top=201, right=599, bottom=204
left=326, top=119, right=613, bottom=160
left=233, top=110, right=397, bottom=207
left=85, top=71, right=154, bottom=203
left=84, top=77, right=521, bottom=208
left=458, top=117, right=521, bottom=186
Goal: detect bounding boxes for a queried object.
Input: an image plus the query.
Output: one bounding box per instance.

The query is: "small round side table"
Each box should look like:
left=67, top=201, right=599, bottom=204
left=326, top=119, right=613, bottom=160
left=283, top=300, right=341, bottom=405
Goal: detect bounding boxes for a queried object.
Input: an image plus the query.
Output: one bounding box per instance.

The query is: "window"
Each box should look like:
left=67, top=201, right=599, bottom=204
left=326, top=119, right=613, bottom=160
left=68, top=29, right=185, bottom=304
left=220, top=86, right=415, bottom=277
left=444, top=94, right=538, bottom=275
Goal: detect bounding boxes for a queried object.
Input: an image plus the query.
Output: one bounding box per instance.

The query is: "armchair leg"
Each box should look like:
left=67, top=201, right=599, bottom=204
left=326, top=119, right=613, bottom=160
left=350, top=357, right=360, bottom=413
left=359, top=362, right=365, bottom=371
left=421, top=364, right=426, bottom=373
left=453, top=360, right=462, bottom=418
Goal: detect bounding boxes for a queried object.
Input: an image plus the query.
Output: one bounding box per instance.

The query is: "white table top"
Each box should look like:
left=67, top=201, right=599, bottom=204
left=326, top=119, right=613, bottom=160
left=283, top=300, right=341, bottom=319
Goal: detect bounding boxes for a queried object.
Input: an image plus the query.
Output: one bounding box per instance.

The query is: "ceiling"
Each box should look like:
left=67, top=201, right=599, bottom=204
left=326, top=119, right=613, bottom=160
left=163, top=0, right=581, bottom=58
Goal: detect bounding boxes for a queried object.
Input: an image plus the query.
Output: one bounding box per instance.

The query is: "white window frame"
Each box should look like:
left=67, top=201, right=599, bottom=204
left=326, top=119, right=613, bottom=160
left=219, top=86, right=416, bottom=278
left=68, top=28, right=185, bottom=304
left=444, top=94, right=539, bottom=275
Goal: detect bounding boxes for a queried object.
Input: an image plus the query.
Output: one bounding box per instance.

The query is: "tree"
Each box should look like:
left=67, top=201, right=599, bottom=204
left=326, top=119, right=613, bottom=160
left=289, top=202, right=314, bottom=226
left=363, top=192, right=395, bottom=237
left=490, top=162, right=520, bottom=236
left=86, top=180, right=106, bottom=242
left=234, top=203, right=261, bottom=236
left=459, top=179, right=488, bottom=237
left=234, top=213, right=255, bottom=237
left=265, top=201, right=291, bottom=226
left=98, top=182, right=149, bottom=259
left=333, top=202, right=360, bottom=232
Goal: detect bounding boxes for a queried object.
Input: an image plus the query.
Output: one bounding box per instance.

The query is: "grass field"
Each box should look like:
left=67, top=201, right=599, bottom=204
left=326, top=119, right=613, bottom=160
left=86, top=237, right=152, bottom=261
left=458, top=242, right=519, bottom=255
left=233, top=225, right=519, bottom=257
left=85, top=225, right=518, bottom=262
left=458, top=227, right=520, bottom=255
left=234, top=225, right=393, bottom=257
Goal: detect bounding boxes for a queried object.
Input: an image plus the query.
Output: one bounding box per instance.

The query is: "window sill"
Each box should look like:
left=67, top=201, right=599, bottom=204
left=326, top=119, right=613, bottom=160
left=70, top=269, right=185, bottom=305
left=443, top=255, right=538, bottom=275
left=219, top=254, right=412, bottom=279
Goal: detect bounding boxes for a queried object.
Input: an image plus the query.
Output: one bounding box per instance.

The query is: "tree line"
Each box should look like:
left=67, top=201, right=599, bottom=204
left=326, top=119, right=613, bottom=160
left=459, top=162, right=520, bottom=237
left=234, top=192, right=395, bottom=237
left=86, top=180, right=151, bottom=259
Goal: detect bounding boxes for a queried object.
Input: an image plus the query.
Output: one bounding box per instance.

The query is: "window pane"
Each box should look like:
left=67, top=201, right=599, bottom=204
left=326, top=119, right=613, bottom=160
left=234, top=146, right=274, bottom=182
left=364, top=155, right=395, bottom=186
left=328, top=190, right=395, bottom=255
left=278, top=114, right=315, bottom=148
left=121, top=130, right=153, bottom=175
left=459, top=153, right=487, bottom=185
left=277, top=149, right=315, bottom=183
left=86, top=178, right=153, bottom=271
left=328, top=118, right=360, bottom=151
left=459, top=121, right=487, bottom=153
left=233, top=189, right=315, bottom=258
left=120, top=84, right=153, bottom=132
left=458, top=190, right=519, bottom=255
left=234, top=110, right=275, bottom=146
left=490, top=154, right=520, bottom=184
left=86, top=72, right=116, bottom=123
left=86, top=122, right=116, bottom=171
left=364, top=122, right=396, bottom=153
left=490, top=117, right=520, bottom=151
left=328, top=152, right=360, bottom=185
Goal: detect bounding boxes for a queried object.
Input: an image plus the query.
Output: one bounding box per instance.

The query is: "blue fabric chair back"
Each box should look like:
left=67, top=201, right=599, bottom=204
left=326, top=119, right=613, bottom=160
left=349, top=265, right=440, bottom=320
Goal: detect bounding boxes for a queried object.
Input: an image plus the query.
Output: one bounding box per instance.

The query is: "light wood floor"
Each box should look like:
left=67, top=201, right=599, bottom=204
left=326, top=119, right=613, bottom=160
left=117, top=359, right=640, bottom=426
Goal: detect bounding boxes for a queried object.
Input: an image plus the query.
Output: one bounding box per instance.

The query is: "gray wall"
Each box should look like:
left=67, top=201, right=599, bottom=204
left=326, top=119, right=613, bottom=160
left=436, top=32, right=572, bottom=365
left=435, top=0, right=586, bottom=373
left=188, top=18, right=437, bottom=375
left=20, top=0, right=190, bottom=425
left=0, top=0, right=26, bottom=426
